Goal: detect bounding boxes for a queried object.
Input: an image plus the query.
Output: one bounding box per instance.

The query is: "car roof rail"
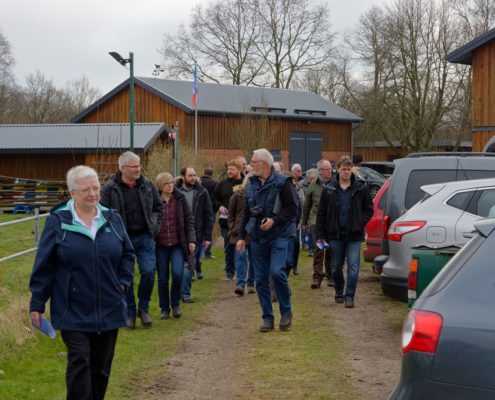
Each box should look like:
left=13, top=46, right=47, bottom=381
left=405, top=152, right=495, bottom=158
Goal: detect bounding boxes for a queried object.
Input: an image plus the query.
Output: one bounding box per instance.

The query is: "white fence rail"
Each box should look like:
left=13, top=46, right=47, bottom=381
left=0, top=209, right=48, bottom=262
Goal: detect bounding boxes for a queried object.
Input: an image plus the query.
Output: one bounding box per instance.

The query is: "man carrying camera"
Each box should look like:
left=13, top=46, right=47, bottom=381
left=236, top=149, right=298, bottom=333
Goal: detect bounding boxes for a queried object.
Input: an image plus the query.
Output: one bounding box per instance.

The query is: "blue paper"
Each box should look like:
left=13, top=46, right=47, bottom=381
left=33, top=317, right=56, bottom=339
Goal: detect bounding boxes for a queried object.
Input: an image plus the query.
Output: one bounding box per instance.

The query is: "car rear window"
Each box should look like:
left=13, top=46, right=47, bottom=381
left=446, top=191, right=474, bottom=211
left=405, top=169, right=495, bottom=209
left=405, top=170, right=456, bottom=209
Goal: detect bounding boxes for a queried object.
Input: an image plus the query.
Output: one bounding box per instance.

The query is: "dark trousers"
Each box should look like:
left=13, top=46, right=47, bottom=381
left=61, top=329, right=119, bottom=400
left=311, top=226, right=331, bottom=280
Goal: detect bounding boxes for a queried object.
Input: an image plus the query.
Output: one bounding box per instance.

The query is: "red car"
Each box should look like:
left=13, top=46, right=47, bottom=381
left=363, top=177, right=390, bottom=265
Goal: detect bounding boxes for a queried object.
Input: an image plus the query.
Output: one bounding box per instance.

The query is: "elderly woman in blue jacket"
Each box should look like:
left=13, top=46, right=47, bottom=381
left=29, top=165, right=135, bottom=400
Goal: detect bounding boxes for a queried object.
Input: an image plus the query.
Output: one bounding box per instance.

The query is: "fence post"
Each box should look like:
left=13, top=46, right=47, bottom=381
left=34, top=208, right=40, bottom=244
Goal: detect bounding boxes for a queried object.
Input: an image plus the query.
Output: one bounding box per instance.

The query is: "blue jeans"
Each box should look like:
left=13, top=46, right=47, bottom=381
left=181, top=244, right=203, bottom=298
left=235, top=247, right=253, bottom=287
left=329, top=240, right=362, bottom=300
left=250, top=237, right=291, bottom=322
left=303, top=227, right=314, bottom=251
left=156, top=245, right=184, bottom=312
left=221, top=226, right=235, bottom=277
left=127, top=233, right=156, bottom=317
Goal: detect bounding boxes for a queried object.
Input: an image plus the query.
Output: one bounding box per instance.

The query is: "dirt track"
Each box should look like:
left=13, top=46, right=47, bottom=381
left=140, top=264, right=402, bottom=400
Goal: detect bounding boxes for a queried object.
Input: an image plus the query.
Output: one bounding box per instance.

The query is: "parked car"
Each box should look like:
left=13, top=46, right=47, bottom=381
left=386, top=177, right=495, bottom=301
left=388, top=218, right=495, bottom=399
left=352, top=166, right=386, bottom=198
left=359, top=161, right=395, bottom=177
left=375, top=152, right=495, bottom=300
left=363, top=177, right=390, bottom=264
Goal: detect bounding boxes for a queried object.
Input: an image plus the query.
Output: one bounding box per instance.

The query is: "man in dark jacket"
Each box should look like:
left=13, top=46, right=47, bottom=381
left=237, top=149, right=298, bottom=333
left=100, top=151, right=163, bottom=329
left=177, top=166, right=214, bottom=302
left=213, top=159, right=243, bottom=280
left=200, top=166, right=217, bottom=259
left=316, top=156, right=373, bottom=308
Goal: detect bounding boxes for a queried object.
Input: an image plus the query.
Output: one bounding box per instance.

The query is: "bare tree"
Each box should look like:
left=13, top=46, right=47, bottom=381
left=256, top=0, right=334, bottom=88
left=0, top=31, right=19, bottom=123
left=343, top=0, right=472, bottom=152
left=452, top=0, right=495, bottom=38
left=159, top=0, right=334, bottom=88
left=160, top=0, right=264, bottom=85
left=64, top=75, right=101, bottom=115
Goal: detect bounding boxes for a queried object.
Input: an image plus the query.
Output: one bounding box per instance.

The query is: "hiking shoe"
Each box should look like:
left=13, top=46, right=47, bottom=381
left=234, top=285, right=245, bottom=296
left=279, top=312, right=293, bottom=331
left=126, top=318, right=136, bottom=329
left=160, top=310, right=170, bottom=320
left=224, top=274, right=233, bottom=281
left=311, top=277, right=321, bottom=289
left=197, top=272, right=204, bottom=280
left=293, top=268, right=299, bottom=276
left=182, top=295, right=194, bottom=303
left=259, top=320, right=275, bottom=333
left=172, top=305, right=181, bottom=318
left=247, top=286, right=256, bottom=294
left=137, top=309, right=152, bottom=328
left=344, top=299, right=355, bottom=308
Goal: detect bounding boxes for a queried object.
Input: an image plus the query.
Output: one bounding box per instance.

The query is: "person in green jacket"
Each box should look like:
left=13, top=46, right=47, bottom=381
left=301, top=159, right=333, bottom=289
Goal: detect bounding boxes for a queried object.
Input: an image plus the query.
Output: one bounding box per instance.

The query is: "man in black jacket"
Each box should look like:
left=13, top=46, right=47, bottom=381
left=213, top=159, right=243, bottom=280
left=316, top=156, right=373, bottom=308
left=177, top=166, right=214, bottom=302
left=101, top=151, right=163, bottom=329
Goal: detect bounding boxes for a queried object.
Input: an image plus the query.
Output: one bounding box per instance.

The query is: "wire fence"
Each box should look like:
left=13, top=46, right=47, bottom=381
left=0, top=208, right=48, bottom=263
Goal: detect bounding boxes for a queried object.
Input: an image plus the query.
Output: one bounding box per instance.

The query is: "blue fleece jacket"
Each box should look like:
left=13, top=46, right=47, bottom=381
left=29, top=202, right=135, bottom=332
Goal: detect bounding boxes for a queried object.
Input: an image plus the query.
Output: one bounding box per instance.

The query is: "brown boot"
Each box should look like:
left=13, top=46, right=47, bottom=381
left=311, top=277, right=321, bottom=289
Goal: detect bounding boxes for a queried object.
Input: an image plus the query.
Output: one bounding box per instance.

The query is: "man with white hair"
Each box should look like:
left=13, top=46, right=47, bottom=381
left=291, top=163, right=303, bottom=181
left=101, top=151, right=163, bottom=329
left=237, top=148, right=298, bottom=332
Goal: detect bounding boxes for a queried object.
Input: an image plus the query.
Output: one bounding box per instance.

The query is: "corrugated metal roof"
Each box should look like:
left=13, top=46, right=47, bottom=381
left=71, top=77, right=362, bottom=123
left=0, top=123, right=167, bottom=153
left=446, top=26, right=495, bottom=65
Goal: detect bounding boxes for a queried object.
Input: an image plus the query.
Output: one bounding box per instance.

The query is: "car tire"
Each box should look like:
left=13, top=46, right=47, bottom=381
left=369, top=185, right=380, bottom=199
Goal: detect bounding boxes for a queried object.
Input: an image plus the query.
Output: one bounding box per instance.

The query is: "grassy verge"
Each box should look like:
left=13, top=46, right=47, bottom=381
left=0, top=234, right=225, bottom=400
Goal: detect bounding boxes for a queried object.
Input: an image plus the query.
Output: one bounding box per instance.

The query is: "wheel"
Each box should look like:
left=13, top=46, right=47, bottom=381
left=369, top=185, right=380, bottom=199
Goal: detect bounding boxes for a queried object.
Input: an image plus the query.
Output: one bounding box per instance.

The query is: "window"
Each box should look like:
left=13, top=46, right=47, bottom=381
left=405, top=170, right=457, bottom=209
left=378, top=187, right=388, bottom=210
left=475, top=189, right=495, bottom=217
left=446, top=191, right=474, bottom=211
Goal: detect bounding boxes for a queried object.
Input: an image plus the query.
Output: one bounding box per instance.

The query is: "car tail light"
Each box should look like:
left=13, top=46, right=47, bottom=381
left=402, top=310, right=443, bottom=354
left=408, top=258, right=418, bottom=300
left=388, top=221, right=426, bottom=242
left=383, top=215, right=390, bottom=239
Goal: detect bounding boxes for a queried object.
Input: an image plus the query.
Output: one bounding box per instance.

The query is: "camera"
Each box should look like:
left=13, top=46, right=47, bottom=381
left=250, top=206, right=264, bottom=219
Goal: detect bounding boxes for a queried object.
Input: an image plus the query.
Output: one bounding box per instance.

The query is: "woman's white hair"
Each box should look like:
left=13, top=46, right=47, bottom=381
left=253, top=148, right=274, bottom=166
left=67, top=165, right=99, bottom=192
left=118, top=151, right=140, bottom=169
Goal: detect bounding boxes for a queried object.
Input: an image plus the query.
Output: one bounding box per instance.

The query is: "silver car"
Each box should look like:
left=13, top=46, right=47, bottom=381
left=382, top=177, right=495, bottom=300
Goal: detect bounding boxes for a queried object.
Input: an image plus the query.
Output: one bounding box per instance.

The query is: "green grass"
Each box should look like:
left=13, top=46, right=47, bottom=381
left=238, top=255, right=361, bottom=400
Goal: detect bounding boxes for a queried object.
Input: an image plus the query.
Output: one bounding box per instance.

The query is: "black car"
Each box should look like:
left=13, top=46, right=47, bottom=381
left=352, top=166, right=386, bottom=198
left=359, top=161, right=395, bottom=177
left=389, top=218, right=495, bottom=399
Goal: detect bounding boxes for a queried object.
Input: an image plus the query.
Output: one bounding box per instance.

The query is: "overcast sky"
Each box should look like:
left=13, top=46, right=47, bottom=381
left=0, top=0, right=384, bottom=94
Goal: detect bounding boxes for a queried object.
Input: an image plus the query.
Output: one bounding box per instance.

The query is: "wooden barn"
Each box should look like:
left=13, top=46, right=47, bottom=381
left=447, top=27, right=495, bottom=151
left=0, top=123, right=168, bottom=180
left=71, top=77, right=362, bottom=170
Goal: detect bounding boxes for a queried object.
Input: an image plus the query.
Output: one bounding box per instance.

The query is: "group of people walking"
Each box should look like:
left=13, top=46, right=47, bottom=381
left=28, top=148, right=373, bottom=399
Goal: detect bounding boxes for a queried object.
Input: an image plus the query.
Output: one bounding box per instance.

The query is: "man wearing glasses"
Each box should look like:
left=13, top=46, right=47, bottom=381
left=237, top=149, right=298, bottom=332
left=101, top=151, right=163, bottom=329
left=301, top=159, right=333, bottom=289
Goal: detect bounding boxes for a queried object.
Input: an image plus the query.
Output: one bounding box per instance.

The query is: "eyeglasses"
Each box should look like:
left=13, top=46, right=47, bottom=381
left=319, top=168, right=332, bottom=171
left=251, top=160, right=263, bottom=164
left=73, top=187, right=100, bottom=194
left=124, top=164, right=140, bottom=169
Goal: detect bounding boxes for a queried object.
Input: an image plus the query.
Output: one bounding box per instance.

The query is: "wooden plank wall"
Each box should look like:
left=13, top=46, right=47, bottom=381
left=472, top=41, right=495, bottom=151
left=0, top=154, right=85, bottom=180
left=353, top=146, right=406, bottom=162
left=81, top=85, right=353, bottom=154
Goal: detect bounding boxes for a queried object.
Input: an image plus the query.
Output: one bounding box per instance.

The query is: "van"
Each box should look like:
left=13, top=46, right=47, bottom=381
left=375, top=152, right=495, bottom=300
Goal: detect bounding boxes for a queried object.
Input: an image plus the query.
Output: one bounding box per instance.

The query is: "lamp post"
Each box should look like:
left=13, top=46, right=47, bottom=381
left=109, top=51, right=135, bottom=151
